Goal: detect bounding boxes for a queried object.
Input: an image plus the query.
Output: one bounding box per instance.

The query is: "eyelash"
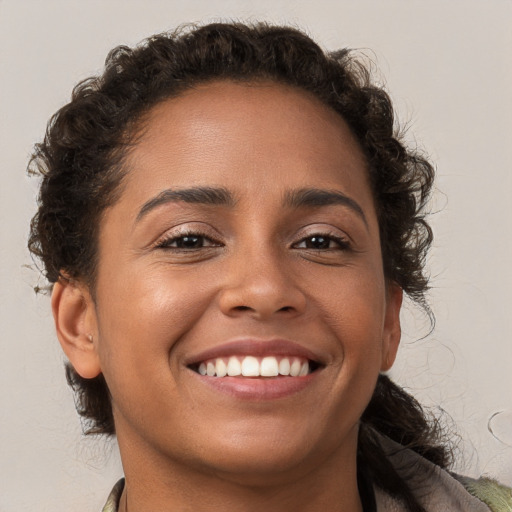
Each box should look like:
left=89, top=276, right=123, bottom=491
left=155, top=230, right=222, bottom=250
left=292, top=233, right=351, bottom=251
left=154, top=231, right=350, bottom=251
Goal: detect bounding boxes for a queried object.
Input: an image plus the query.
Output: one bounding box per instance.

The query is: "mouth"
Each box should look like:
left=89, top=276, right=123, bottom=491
left=185, top=339, right=325, bottom=400
left=190, top=355, right=321, bottom=378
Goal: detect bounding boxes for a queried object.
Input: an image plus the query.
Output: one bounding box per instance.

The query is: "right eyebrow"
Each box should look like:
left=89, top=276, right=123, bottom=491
left=283, top=187, right=368, bottom=227
left=136, top=186, right=235, bottom=222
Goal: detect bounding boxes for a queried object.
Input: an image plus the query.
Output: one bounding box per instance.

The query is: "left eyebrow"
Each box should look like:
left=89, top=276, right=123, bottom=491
left=284, top=188, right=368, bottom=227
left=136, top=186, right=235, bottom=222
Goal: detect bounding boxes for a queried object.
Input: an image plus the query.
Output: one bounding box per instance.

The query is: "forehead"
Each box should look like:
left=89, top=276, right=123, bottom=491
left=122, top=80, right=372, bottom=206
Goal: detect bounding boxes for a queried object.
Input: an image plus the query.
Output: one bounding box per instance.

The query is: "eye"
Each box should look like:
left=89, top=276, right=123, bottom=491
left=293, top=234, right=350, bottom=250
left=156, top=232, right=221, bottom=250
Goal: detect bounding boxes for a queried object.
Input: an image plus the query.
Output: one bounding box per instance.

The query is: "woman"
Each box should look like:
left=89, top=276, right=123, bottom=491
left=28, top=22, right=510, bottom=512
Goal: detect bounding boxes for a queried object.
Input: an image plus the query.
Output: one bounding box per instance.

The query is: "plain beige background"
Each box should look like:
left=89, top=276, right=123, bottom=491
left=1, top=0, right=511, bottom=510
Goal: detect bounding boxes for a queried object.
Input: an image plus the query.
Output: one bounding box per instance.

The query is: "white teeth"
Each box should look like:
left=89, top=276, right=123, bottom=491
left=241, top=356, right=260, bottom=376
left=196, top=356, right=313, bottom=377
left=227, top=356, right=242, bottom=376
left=299, top=361, right=309, bottom=376
left=206, top=361, right=216, bottom=376
left=290, top=359, right=302, bottom=377
left=278, top=358, right=291, bottom=376
left=215, top=358, right=227, bottom=377
left=261, top=356, right=279, bottom=377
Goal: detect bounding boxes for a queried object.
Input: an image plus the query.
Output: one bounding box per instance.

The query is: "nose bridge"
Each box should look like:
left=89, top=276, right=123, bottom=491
left=218, top=234, right=306, bottom=318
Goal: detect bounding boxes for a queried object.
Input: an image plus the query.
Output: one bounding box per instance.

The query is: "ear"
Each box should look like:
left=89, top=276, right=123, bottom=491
left=51, top=277, right=101, bottom=379
left=380, top=282, right=403, bottom=372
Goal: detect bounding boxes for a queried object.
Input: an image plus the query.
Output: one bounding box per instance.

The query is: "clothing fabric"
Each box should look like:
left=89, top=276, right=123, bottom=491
left=102, top=479, right=124, bottom=512
left=101, top=436, right=512, bottom=512
left=373, top=435, right=510, bottom=511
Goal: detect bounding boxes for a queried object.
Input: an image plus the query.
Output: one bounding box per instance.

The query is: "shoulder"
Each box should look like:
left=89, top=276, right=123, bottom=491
left=375, top=433, right=511, bottom=512
left=454, top=474, right=512, bottom=512
left=99, top=458, right=512, bottom=512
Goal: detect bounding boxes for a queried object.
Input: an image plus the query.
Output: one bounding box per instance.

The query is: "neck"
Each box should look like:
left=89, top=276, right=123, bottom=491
left=116, top=427, right=364, bottom=512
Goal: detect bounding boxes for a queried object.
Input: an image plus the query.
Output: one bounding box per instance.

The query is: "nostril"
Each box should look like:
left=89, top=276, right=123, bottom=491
left=230, top=305, right=297, bottom=315
left=234, top=306, right=252, bottom=312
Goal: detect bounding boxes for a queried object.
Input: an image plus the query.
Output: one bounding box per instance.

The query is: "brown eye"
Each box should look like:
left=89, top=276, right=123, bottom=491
left=174, top=235, right=205, bottom=249
left=295, top=235, right=350, bottom=250
left=157, top=233, right=221, bottom=250
left=305, top=236, right=331, bottom=249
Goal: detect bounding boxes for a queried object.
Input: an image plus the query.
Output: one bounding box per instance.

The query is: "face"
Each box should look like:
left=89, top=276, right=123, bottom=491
left=68, top=81, right=401, bottom=482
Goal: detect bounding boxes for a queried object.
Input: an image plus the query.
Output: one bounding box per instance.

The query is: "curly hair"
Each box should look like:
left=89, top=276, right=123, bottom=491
left=29, top=22, right=442, bottom=511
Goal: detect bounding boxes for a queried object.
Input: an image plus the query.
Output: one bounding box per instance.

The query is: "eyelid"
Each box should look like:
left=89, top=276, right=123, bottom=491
left=293, top=223, right=351, bottom=241
left=292, top=234, right=350, bottom=250
left=156, top=233, right=221, bottom=250
left=289, top=222, right=354, bottom=252
left=150, top=223, right=224, bottom=250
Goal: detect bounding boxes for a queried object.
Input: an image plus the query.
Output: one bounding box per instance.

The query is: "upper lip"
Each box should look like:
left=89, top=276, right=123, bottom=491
left=184, top=338, right=327, bottom=367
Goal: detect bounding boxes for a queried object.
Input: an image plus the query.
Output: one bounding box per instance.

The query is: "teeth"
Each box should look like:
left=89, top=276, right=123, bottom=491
left=227, top=356, right=242, bottom=376
left=290, top=359, right=302, bottom=377
left=241, top=356, right=259, bottom=376
left=215, top=358, right=227, bottom=377
left=206, top=361, right=216, bottom=377
left=299, top=361, right=309, bottom=376
left=196, top=356, right=313, bottom=378
left=278, top=358, right=291, bottom=376
left=261, top=357, right=279, bottom=377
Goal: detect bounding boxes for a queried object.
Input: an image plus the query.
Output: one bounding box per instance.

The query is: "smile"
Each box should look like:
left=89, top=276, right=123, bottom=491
left=195, top=355, right=314, bottom=378
left=186, top=339, right=325, bottom=399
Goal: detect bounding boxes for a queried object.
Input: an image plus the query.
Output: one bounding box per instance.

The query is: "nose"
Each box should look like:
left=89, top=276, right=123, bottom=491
left=218, top=247, right=307, bottom=320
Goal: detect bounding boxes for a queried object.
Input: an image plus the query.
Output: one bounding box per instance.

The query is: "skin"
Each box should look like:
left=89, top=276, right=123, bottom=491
left=52, top=81, right=402, bottom=511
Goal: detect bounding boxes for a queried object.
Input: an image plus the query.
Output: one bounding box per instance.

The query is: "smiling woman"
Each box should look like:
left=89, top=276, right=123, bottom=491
left=28, top=22, right=510, bottom=512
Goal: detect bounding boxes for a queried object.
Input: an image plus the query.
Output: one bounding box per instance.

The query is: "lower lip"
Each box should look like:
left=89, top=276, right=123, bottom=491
left=191, top=372, right=318, bottom=400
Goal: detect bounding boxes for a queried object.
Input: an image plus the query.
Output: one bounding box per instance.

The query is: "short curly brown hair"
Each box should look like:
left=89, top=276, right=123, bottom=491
left=29, top=24, right=440, bottom=509
left=30, top=23, right=433, bottom=301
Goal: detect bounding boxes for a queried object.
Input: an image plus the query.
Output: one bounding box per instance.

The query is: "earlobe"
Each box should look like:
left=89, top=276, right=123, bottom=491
left=380, top=283, right=403, bottom=372
left=51, top=277, right=102, bottom=379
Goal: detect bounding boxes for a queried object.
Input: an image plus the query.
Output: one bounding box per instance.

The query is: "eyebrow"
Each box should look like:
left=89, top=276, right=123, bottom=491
left=284, top=188, right=368, bottom=226
left=136, top=186, right=235, bottom=221
left=136, top=185, right=367, bottom=226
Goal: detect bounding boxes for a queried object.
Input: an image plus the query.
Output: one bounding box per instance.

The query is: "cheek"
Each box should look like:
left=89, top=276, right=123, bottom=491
left=94, top=268, right=214, bottom=385
left=92, top=270, right=220, bottom=440
left=315, top=266, right=387, bottom=370
left=316, top=261, right=386, bottom=327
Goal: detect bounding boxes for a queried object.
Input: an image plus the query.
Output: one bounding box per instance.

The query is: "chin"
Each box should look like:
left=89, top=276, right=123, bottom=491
left=185, top=422, right=342, bottom=485
left=203, top=451, right=316, bottom=487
